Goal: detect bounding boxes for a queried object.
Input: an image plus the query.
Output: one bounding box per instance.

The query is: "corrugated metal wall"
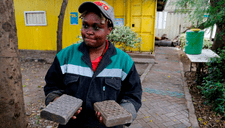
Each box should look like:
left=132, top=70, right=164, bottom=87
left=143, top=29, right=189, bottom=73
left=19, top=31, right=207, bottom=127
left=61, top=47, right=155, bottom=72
left=155, top=12, right=192, bottom=40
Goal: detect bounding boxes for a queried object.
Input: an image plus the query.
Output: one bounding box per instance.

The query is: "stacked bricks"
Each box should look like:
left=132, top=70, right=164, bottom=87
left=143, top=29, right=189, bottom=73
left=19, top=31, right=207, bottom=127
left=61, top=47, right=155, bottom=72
left=94, top=100, right=132, bottom=127
left=40, top=94, right=83, bottom=125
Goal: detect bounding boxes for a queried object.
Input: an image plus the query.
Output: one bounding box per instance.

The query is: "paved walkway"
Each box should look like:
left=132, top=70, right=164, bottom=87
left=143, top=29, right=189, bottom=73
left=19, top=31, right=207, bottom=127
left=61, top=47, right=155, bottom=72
left=128, top=47, right=198, bottom=128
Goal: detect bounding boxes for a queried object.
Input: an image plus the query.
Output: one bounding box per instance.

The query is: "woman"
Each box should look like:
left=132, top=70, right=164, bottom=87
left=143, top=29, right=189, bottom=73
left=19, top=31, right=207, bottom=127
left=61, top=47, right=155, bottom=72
left=44, top=1, right=142, bottom=128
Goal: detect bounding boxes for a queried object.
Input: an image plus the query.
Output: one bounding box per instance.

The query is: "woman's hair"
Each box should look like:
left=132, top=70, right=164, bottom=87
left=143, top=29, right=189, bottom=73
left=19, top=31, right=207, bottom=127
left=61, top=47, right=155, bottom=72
left=79, top=9, right=113, bottom=28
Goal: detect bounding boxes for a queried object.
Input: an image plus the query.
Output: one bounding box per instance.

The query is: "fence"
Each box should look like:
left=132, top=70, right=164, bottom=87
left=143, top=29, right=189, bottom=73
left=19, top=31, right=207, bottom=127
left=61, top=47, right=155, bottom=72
left=155, top=12, right=192, bottom=40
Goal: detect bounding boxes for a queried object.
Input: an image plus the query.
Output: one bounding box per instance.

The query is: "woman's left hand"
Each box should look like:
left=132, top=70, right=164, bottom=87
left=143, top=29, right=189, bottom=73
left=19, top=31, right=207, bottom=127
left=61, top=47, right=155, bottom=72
left=96, top=111, right=103, bottom=124
left=72, top=107, right=82, bottom=119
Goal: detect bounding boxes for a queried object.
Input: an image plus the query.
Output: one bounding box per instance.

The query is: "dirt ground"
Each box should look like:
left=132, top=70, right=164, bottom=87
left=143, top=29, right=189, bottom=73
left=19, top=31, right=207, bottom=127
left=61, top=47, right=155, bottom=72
left=179, top=50, right=225, bottom=128
left=20, top=49, right=225, bottom=128
left=20, top=50, right=58, bottom=128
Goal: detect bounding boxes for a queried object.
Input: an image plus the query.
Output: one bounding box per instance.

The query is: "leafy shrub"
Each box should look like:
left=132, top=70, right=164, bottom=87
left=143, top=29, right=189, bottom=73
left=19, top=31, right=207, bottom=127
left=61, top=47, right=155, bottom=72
left=75, top=26, right=142, bottom=52
left=107, top=26, right=142, bottom=51
left=179, top=33, right=186, bottom=49
left=198, top=47, right=225, bottom=118
left=75, top=35, right=83, bottom=44
left=202, top=38, right=213, bottom=49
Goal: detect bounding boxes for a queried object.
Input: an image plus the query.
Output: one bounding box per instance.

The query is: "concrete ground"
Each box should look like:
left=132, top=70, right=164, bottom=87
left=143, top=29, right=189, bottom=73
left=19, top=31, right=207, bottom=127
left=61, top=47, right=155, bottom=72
left=128, top=46, right=199, bottom=128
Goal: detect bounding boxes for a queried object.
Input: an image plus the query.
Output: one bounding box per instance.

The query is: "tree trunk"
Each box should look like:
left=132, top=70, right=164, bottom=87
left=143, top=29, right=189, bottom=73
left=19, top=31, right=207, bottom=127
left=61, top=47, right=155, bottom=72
left=57, top=0, right=68, bottom=53
left=210, top=0, right=225, bottom=51
left=0, top=0, right=27, bottom=127
left=212, top=24, right=225, bottom=51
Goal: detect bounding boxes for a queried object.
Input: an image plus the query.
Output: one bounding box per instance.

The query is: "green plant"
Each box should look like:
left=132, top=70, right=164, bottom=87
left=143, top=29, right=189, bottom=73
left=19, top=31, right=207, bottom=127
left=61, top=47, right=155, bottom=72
left=202, top=38, right=213, bottom=49
left=179, top=33, right=186, bottom=49
left=107, top=26, right=142, bottom=51
left=75, top=35, right=83, bottom=44
left=74, top=26, right=142, bottom=52
left=198, top=47, right=225, bottom=118
left=36, top=115, right=40, bottom=124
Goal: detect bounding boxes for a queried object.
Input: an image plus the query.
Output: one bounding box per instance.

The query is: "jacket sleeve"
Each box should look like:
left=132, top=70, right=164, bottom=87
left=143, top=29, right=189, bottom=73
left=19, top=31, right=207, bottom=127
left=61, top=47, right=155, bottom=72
left=44, top=56, right=65, bottom=105
left=119, top=63, right=142, bottom=125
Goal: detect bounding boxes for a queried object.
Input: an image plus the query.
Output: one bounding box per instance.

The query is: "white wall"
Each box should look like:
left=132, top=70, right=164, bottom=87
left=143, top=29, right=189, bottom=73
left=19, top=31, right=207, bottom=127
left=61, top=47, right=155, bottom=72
left=155, top=0, right=217, bottom=40
left=155, top=12, right=192, bottom=40
left=204, top=24, right=217, bottom=39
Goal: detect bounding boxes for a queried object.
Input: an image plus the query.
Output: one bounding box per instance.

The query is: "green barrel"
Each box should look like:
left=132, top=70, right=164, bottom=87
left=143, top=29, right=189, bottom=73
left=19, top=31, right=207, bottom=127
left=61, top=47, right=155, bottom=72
left=185, top=30, right=204, bottom=54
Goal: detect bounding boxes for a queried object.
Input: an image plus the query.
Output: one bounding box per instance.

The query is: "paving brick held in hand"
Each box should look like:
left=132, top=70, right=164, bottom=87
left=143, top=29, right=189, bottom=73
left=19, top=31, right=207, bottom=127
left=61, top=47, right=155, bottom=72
left=94, top=100, right=132, bottom=127
left=40, top=94, right=83, bottom=125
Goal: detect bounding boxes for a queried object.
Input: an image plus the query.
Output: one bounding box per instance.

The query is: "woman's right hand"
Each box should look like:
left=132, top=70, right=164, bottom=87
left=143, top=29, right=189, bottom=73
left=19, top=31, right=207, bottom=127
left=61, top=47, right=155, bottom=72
left=72, top=107, right=82, bottom=119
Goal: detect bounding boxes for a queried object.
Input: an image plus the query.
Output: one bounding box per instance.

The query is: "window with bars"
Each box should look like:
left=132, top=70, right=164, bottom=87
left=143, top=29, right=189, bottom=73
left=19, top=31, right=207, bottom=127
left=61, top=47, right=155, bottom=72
left=24, top=11, right=47, bottom=26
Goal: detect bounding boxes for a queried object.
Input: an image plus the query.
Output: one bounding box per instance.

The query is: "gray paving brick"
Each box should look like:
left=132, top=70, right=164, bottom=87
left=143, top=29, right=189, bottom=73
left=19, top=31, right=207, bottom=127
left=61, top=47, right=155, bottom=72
left=179, top=119, right=191, bottom=127
left=176, top=106, right=187, bottom=111
left=144, top=102, right=155, bottom=109
left=94, top=100, right=132, bottom=127
left=158, top=103, right=171, bottom=108
left=139, top=107, right=149, bottom=114
left=154, top=107, right=165, bottom=112
left=168, top=116, right=178, bottom=122
left=132, top=119, right=138, bottom=124
left=147, top=109, right=156, bottom=114
left=156, top=124, right=167, bottom=128
left=165, top=112, right=176, bottom=117
left=161, top=107, right=173, bottom=113
left=149, top=112, right=160, bottom=119
left=174, top=114, right=188, bottom=120
left=155, top=110, right=167, bottom=115
left=170, top=109, right=182, bottom=115
left=136, top=113, right=145, bottom=120
left=171, top=102, right=180, bottom=106
left=180, top=117, right=190, bottom=123
left=156, top=116, right=164, bottom=122
left=150, top=102, right=159, bottom=106
left=126, top=123, right=143, bottom=128
left=171, top=118, right=182, bottom=124
left=143, top=117, right=151, bottom=123
left=136, top=119, right=145, bottom=124
left=167, top=126, right=175, bottom=128
left=140, top=107, right=149, bottom=112
left=176, top=100, right=186, bottom=104
left=163, top=121, right=176, bottom=127
left=183, top=109, right=188, bottom=113
left=151, top=118, right=162, bottom=124
left=148, top=122, right=160, bottom=128
left=40, top=94, right=83, bottom=125
left=173, top=123, right=188, bottom=128
left=159, top=115, right=172, bottom=122
left=168, top=105, right=176, bottom=109
left=179, top=111, right=189, bottom=118
left=140, top=123, right=150, bottom=128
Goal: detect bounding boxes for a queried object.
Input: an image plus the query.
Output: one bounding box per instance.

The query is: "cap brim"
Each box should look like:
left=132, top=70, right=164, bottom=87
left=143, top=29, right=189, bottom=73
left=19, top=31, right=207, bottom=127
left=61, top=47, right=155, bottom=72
left=78, top=2, right=98, bottom=13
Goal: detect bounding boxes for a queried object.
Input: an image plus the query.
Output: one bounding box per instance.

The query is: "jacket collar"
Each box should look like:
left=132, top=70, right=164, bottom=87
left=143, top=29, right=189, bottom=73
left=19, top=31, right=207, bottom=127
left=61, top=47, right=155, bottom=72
left=78, top=41, right=117, bottom=76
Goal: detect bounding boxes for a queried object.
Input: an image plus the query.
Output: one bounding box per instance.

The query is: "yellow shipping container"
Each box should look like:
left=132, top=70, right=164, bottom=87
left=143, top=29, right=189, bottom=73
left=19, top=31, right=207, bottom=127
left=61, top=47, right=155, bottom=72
left=14, top=0, right=156, bottom=52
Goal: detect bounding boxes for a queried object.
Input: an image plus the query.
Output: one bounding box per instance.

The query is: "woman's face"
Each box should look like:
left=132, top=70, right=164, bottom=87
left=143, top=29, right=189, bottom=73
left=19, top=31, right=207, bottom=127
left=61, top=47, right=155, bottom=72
left=81, top=12, right=112, bottom=48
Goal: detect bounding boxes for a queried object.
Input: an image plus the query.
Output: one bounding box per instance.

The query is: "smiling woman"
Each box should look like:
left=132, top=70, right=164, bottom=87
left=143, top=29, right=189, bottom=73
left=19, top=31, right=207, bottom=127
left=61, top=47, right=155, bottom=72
left=43, top=1, right=142, bottom=128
